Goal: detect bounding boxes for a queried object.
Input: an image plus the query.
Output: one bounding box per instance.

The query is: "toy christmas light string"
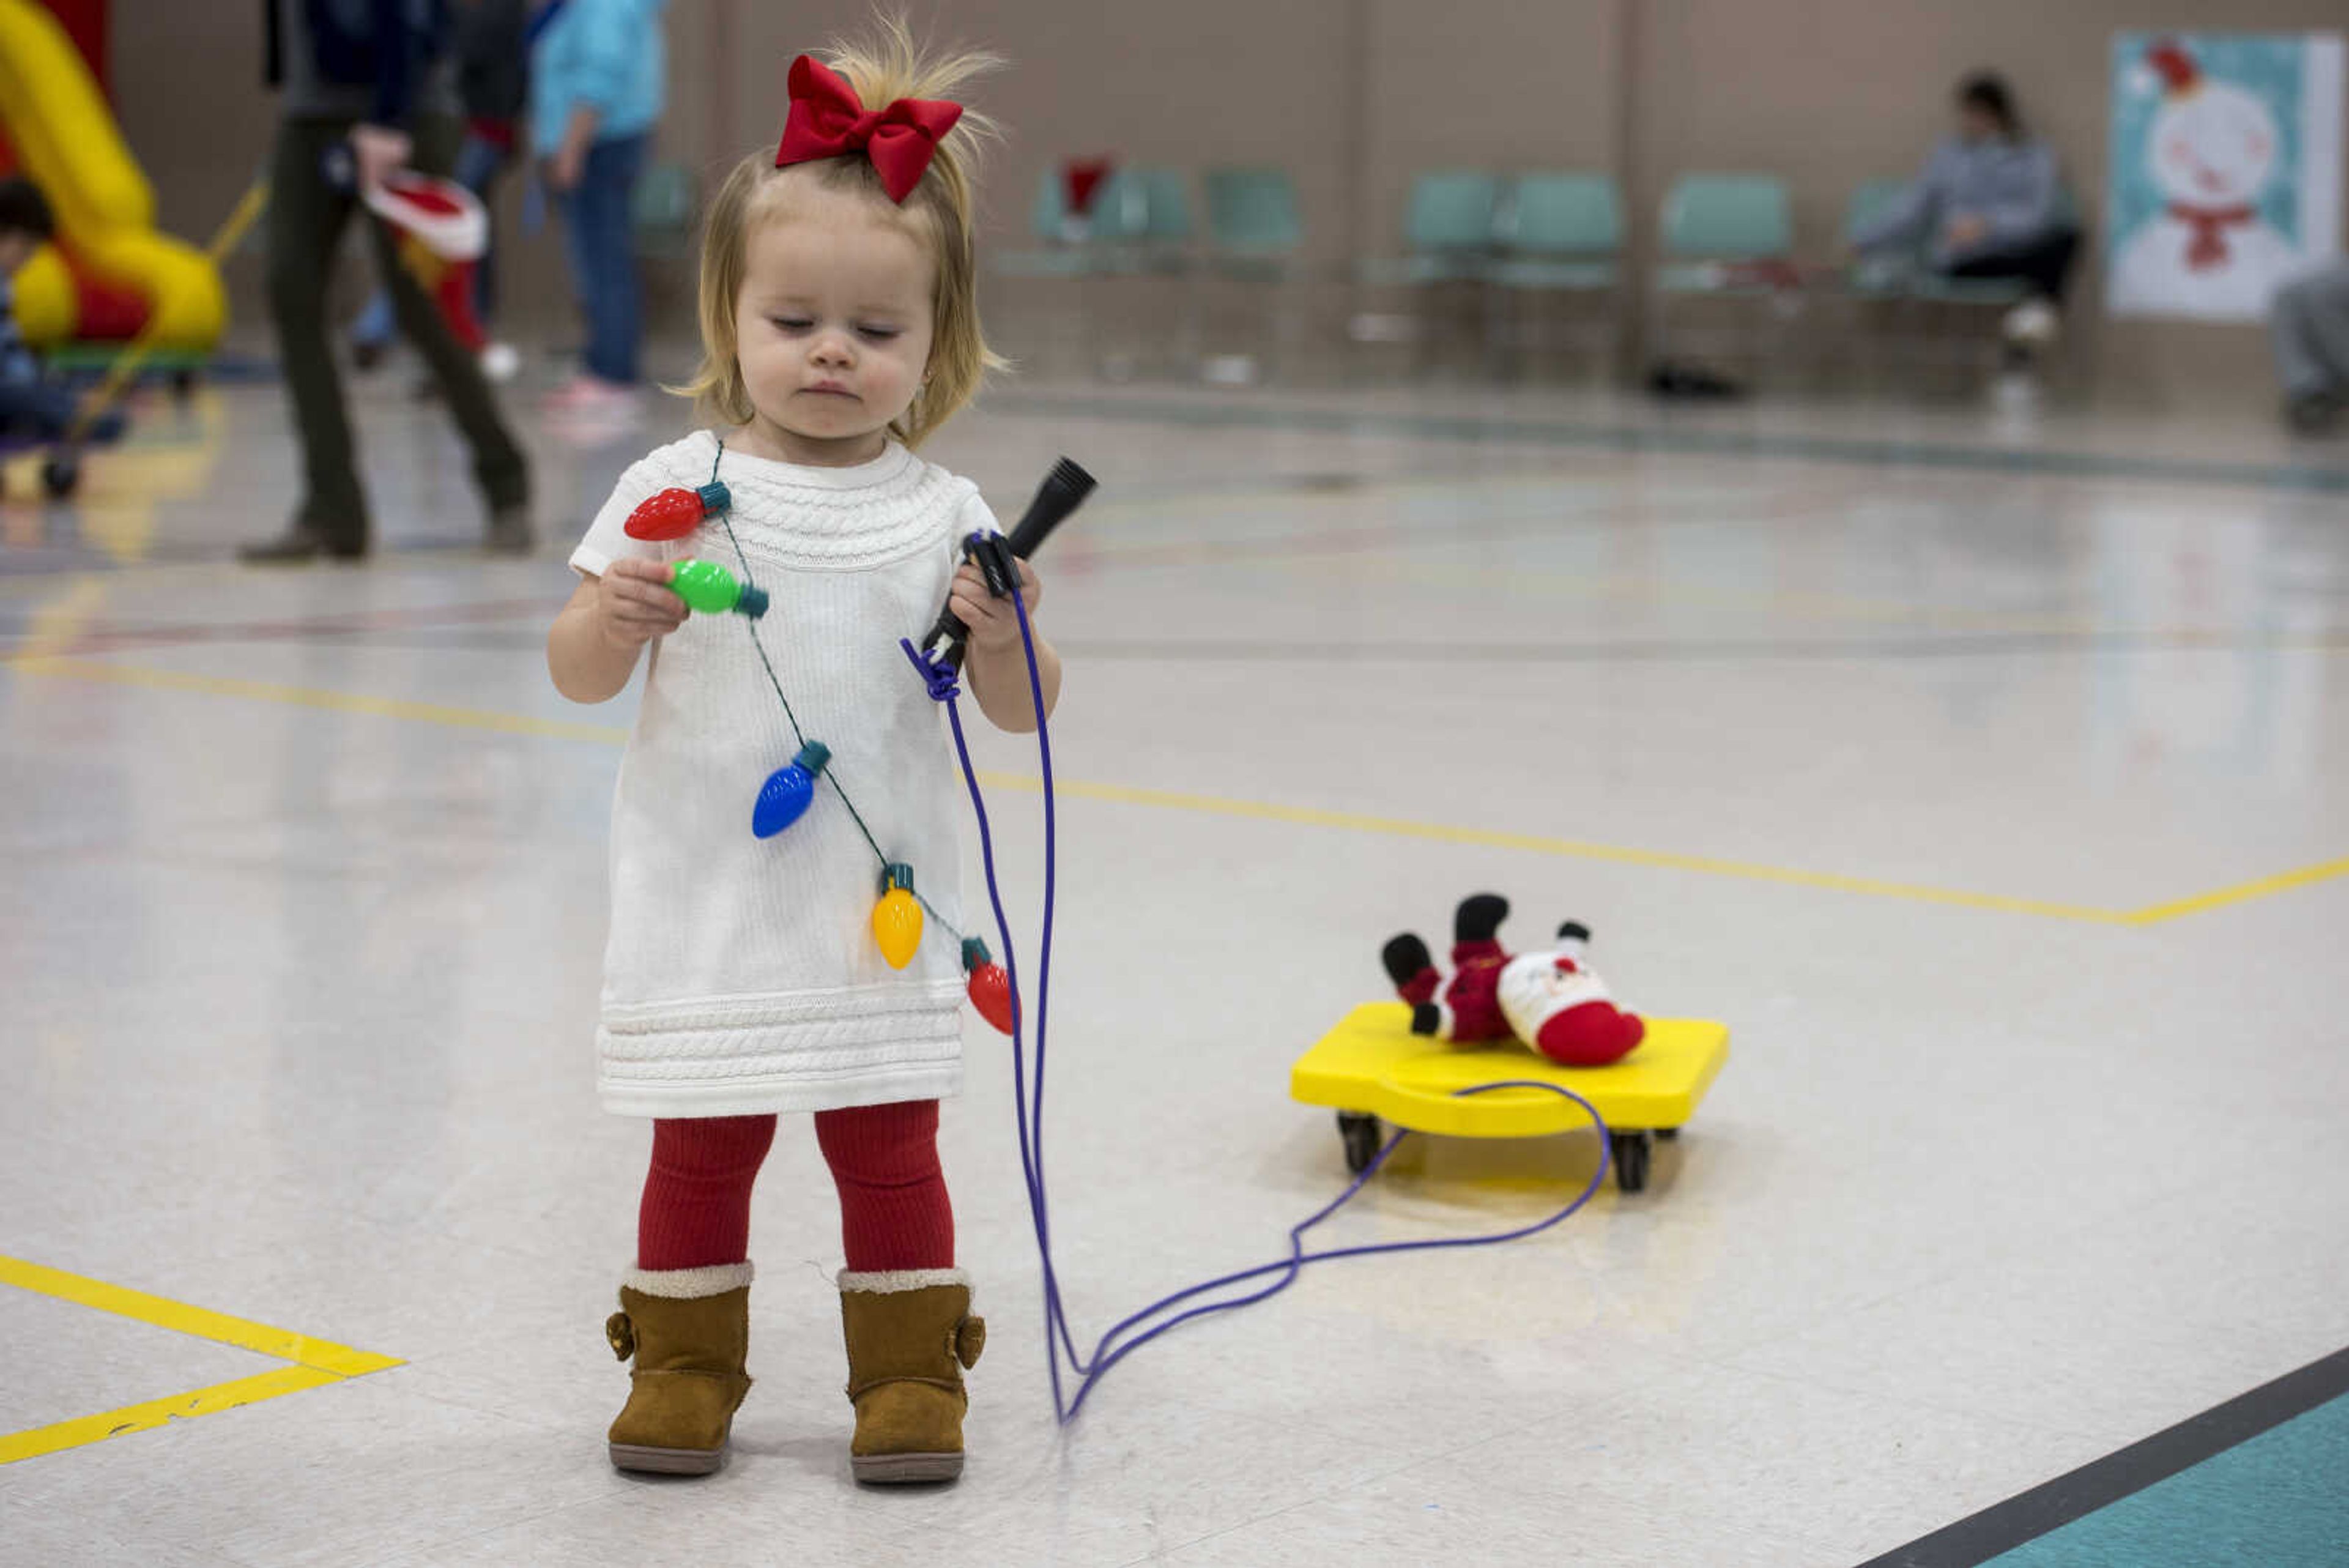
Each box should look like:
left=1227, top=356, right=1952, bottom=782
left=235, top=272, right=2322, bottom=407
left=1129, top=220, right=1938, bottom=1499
left=893, top=466, right=1621, bottom=1425
left=621, top=439, right=1012, bottom=1014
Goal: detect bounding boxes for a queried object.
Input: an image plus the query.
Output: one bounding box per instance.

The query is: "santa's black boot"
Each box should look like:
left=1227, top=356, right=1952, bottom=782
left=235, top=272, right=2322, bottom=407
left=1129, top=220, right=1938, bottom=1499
left=1455, top=894, right=1510, bottom=945
left=1382, top=933, right=1434, bottom=988
left=1381, top=934, right=1445, bottom=1037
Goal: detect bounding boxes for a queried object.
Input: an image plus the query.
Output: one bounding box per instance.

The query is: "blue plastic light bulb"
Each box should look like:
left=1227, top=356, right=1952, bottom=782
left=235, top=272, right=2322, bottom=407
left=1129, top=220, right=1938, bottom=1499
left=752, top=741, right=831, bottom=839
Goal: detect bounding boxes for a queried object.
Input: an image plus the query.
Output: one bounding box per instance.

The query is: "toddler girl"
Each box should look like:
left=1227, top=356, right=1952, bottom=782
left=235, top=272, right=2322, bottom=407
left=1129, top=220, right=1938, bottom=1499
left=546, top=23, right=1061, bottom=1484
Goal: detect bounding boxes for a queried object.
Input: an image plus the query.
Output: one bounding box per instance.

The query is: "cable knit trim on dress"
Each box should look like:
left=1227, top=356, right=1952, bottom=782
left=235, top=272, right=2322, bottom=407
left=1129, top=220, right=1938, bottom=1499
left=667, top=430, right=976, bottom=570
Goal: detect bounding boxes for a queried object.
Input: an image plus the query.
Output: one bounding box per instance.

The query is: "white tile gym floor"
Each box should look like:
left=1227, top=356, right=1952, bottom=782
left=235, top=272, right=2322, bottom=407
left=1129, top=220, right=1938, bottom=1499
left=4, top=373, right=2346, bottom=1565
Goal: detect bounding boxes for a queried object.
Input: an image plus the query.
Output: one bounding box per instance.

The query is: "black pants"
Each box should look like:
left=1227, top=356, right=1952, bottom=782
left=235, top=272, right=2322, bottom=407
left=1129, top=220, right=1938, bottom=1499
left=1943, top=229, right=2081, bottom=305
left=267, top=116, right=529, bottom=546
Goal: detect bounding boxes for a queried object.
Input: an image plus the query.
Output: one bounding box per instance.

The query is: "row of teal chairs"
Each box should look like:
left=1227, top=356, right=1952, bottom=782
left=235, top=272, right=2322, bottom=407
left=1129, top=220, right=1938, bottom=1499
left=998, top=166, right=1304, bottom=280
left=999, top=165, right=1627, bottom=289
left=1364, top=171, right=1624, bottom=292
left=996, top=165, right=2032, bottom=302
left=991, top=162, right=2077, bottom=380
left=1384, top=170, right=2068, bottom=307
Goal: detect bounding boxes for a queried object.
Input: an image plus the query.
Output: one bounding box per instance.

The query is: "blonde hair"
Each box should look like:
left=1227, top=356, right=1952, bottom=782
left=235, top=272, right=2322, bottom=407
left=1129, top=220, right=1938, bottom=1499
left=678, top=17, right=1004, bottom=448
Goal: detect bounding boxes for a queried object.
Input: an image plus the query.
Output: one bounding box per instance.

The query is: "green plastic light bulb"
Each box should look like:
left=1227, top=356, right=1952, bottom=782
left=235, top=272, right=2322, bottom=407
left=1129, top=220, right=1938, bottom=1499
left=670, top=559, right=770, bottom=619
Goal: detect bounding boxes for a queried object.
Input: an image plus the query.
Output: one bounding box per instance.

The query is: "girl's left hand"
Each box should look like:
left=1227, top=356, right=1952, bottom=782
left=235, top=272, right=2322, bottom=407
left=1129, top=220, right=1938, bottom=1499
left=949, top=556, right=1044, bottom=653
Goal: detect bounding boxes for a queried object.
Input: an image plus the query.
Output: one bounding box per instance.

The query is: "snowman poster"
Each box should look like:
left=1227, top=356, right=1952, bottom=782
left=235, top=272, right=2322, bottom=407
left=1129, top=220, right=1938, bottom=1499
left=2106, top=31, right=2343, bottom=322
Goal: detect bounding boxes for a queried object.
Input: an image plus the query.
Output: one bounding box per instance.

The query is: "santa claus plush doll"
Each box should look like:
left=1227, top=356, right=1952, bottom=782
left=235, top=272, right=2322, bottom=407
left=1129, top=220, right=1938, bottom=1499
left=1381, top=894, right=1646, bottom=1068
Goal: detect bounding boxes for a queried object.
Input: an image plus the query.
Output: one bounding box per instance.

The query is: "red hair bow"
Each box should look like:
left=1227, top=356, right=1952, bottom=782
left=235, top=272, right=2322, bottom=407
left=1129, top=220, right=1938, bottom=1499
left=773, top=54, right=963, bottom=204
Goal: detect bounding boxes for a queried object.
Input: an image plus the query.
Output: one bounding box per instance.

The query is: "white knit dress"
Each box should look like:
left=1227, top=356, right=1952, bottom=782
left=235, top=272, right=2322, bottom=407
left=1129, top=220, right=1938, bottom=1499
left=571, top=431, right=995, bottom=1118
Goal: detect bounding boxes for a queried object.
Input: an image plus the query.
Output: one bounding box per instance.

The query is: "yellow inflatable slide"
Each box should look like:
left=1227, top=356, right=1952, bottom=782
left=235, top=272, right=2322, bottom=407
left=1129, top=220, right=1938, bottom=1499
left=0, top=0, right=225, bottom=354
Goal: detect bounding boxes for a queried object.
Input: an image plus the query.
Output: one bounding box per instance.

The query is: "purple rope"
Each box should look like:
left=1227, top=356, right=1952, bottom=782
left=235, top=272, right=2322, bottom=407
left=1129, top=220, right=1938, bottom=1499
left=1058, top=1080, right=1611, bottom=1421
left=909, top=591, right=1616, bottom=1425
left=903, top=634, right=1071, bottom=1416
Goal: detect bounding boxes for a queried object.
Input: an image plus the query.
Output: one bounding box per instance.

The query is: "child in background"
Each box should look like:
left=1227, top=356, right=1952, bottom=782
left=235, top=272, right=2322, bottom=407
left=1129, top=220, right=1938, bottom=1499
left=545, top=21, right=1060, bottom=1484
left=0, top=179, right=124, bottom=446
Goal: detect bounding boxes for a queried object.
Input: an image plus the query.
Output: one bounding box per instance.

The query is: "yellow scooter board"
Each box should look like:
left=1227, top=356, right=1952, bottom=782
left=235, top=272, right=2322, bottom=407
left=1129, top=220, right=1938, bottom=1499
left=1290, top=1003, right=1731, bottom=1192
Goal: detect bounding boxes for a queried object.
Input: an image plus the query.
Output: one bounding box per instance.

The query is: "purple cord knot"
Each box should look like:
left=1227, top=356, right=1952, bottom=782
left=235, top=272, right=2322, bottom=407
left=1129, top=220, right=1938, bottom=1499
left=900, top=637, right=962, bottom=701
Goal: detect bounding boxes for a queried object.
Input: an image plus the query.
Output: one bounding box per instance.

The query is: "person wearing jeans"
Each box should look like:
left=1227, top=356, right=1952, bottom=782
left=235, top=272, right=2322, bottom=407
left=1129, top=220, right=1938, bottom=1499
left=532, top=0, right=666, bottom=417
left=554, top=130, right=648, bottom=388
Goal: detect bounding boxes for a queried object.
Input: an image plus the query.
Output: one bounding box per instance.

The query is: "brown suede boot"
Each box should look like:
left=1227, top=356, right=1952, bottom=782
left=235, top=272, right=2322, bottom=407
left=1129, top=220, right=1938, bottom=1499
left=838, top=1269, right=986, bottom=1484
left=604, top=1263, right=755, bottom=1475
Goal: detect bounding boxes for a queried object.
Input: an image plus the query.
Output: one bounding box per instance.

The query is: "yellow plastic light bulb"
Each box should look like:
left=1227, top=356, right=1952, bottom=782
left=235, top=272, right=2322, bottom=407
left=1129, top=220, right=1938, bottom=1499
left=873, top=863, right=924, bottom=969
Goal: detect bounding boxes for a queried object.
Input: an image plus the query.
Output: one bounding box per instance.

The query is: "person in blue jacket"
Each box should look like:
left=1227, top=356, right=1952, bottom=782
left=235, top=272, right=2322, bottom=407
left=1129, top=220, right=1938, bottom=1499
left=533, top=0, right=667, bottom=419
left=1852, top=73, right=2080, bottom=366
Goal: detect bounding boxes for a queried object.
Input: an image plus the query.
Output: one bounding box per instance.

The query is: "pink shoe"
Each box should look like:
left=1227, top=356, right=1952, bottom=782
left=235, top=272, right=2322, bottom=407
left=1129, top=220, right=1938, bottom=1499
left=543, top=375, right=641, bottom=414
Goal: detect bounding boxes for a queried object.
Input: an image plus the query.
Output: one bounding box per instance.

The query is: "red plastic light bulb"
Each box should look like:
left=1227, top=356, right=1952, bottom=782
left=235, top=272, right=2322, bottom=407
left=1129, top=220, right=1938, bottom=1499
left=962, top=938, right=1015, bottom=1036
left=623, top=481, right=733, bottom=541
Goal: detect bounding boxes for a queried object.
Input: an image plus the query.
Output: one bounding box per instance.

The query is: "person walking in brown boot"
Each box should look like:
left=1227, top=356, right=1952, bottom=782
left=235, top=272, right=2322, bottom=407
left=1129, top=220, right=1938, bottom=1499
left=246, top=0, right=532, bottom=563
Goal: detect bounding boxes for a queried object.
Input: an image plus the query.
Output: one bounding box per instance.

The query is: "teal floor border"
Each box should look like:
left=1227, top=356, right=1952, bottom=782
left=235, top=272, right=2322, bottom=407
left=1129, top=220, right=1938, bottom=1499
left=1863, top=1346, right=2349, bottom=1567
left=990, top=392, right=2349, bottom=496
left=1987, top=1394, right=2349, bottom=1566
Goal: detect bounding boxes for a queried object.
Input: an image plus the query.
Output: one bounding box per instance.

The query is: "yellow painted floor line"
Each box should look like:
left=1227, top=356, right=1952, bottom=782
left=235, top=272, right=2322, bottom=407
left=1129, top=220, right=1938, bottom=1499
left=0, top=1256, right=401, bottom=1377
left=2, top=654, right=629, bottom=745
left=0, top=1256, right=402, bottom=1466
left=2121, top=855, right=2349, bottom=926
left=0, top=1367, right=342, bottom=1467
left=970, top=771, right=2131, bottom=924
left=5, top=652, right=2340, bottom=927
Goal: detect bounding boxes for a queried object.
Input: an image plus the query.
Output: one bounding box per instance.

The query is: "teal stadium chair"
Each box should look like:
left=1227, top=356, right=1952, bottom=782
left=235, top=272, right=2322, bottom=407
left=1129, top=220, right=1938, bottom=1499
left=1088, top=168, right=1200, bottom=376
left=1651, top=173, right=1799, bottom=385
left=629, top=160, right=698, bottom=261
left=1487, top=172, right=1625, bottom=377
left=1201, top=168, right=1306, bottom=381
left=1491, top=171, right=1623, bottom=290
left=1355, top=171, right=1504, bottom=375
left=1655, top=173, right=1794, bottom=291
left=995, top=168, right=1100, bottom=281
left=1359, top=171, right=1503, bottom=286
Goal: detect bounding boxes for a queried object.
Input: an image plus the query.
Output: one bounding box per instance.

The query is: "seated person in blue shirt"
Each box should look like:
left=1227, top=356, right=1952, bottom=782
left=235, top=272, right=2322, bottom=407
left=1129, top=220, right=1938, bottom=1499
left=1851, top=73, right=2080, bottom=360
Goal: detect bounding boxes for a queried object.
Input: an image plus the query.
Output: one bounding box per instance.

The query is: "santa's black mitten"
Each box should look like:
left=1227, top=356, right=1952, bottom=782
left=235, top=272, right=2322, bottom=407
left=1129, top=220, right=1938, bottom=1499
left=1455, top=893, right=1510, bottom=945
left=1382, top=933, right=1434, bottom=987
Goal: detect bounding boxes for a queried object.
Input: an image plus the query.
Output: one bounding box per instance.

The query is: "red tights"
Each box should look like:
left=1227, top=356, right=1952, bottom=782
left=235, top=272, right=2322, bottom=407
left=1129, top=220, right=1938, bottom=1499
left=636, top=1101, right=952, bottom=1273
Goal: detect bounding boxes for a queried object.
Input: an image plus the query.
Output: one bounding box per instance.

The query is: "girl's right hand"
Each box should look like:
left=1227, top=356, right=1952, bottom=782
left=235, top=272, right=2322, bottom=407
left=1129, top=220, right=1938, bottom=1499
left=597, top=557, right=689, bottom=648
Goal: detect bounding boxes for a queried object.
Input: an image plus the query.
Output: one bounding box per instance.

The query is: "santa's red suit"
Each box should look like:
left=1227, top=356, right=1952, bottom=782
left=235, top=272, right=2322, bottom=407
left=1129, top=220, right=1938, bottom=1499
left=1385, top=899, right=1645, bottom=1068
